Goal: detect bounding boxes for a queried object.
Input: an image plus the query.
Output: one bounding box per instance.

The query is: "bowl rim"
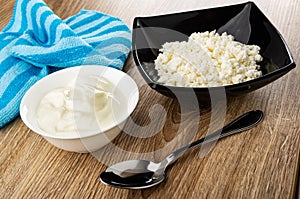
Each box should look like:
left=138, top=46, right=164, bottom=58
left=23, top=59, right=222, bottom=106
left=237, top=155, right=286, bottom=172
left=20, top=65, right=139, bottom=140
left=132, top=1, right=296, bottom=91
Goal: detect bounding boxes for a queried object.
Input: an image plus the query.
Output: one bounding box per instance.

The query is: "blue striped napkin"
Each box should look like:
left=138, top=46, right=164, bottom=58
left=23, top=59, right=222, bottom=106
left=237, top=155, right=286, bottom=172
left=0, top=0, right=132, bottom=128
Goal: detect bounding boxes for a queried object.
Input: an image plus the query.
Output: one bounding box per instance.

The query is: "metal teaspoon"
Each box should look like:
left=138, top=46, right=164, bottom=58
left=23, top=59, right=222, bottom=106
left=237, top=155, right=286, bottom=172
left=99, top=110, right=264, bottom=189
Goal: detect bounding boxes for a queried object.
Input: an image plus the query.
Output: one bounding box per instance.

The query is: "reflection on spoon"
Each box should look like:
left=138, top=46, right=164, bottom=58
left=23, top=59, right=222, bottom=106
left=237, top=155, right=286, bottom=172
left=100, top=110, right=264, bottom=189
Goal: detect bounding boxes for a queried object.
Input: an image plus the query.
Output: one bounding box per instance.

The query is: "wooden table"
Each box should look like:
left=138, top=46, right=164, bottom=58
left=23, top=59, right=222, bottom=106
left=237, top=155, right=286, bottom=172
left=1, top=0, right=299, bottom=198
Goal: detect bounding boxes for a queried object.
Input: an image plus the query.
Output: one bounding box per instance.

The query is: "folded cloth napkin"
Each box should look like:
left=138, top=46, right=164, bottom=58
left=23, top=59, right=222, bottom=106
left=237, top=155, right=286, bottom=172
left=0, top=0, right=132, bottom=128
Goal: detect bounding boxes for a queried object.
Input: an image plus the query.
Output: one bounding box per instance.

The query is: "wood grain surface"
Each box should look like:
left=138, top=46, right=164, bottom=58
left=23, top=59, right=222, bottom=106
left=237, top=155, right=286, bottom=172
left=0, top=0, right=299, bottom=198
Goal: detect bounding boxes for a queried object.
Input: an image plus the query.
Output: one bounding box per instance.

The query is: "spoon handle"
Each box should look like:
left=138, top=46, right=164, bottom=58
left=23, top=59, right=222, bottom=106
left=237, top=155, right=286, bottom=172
left=164, top=110, right=264, bottom=167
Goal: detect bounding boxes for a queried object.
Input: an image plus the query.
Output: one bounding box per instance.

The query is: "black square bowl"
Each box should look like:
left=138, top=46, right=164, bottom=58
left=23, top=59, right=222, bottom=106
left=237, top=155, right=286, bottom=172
left=132, top=2, right=295, bottom=101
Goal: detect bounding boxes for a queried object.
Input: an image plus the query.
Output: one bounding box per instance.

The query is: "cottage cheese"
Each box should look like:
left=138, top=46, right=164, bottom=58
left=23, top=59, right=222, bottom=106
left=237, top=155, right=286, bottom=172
left=154, top=30, right=263, bottom=87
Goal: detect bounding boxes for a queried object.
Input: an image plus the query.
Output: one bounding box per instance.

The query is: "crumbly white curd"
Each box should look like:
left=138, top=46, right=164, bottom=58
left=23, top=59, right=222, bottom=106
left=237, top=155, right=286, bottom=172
left=154, top=30, right=263, bottom=87
left=36, top=77, right=120, bottom=136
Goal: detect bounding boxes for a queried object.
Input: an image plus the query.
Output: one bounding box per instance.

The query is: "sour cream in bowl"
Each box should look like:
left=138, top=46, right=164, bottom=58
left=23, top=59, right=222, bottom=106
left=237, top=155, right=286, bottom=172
left=20, top=65, right=139, bottom=153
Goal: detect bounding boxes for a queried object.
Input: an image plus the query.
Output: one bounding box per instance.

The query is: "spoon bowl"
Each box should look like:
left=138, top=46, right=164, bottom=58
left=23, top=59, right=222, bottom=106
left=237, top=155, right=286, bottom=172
left=100, top=160, right=165, bottom=189
left=99, top=110, right=264, bottom=189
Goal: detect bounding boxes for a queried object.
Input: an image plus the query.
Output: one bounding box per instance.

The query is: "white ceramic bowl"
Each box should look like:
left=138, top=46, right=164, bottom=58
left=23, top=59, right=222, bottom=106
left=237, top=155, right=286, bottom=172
left=20, top=65, right=139, bottom=153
